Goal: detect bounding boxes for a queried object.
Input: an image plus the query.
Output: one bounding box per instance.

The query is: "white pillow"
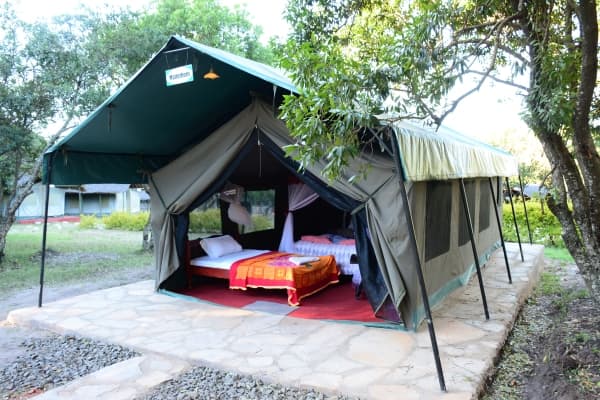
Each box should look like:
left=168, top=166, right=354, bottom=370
left=200, top=235, right=242, bottom=258
left=228, top=202, right=252, bottom=227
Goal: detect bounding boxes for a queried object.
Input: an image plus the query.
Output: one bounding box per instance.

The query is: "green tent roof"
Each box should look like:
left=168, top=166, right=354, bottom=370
left=44, top=36, right=516, bottom=185
left=44, top=36, right=295, bottom=185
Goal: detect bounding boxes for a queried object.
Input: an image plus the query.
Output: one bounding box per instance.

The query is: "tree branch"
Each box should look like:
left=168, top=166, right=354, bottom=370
left=448, top=38, right=530, bottom=66
left=464, top=69, right=529, bottom=91
left=7, top=116, right=74, bottom=219
left=454, top=9, right=526, bottom=38
left=435, top=29, right=502, bottom=126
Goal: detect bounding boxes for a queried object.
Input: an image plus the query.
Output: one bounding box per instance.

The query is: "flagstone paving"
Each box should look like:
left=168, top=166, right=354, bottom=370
left=7, top=243, right=544, bottom=400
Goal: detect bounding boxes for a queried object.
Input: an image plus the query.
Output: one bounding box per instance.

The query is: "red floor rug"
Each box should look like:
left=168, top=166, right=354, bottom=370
left=176, top=277, right=382, bottom=324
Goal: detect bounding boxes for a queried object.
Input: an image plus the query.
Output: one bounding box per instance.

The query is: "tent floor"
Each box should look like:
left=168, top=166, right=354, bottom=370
left=8, top=243, right=544, bottom=400
left=172, top=275, right=384, bottom=325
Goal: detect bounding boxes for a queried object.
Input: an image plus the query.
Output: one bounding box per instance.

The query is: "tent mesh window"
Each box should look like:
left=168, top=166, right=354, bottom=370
left=479, top=180, right=491, bottom=232
left=241, top=189, right=275, bottom=234
left=189, top=194, right=222, bottom=237
left=458, top=180, right=477, bottom=246
left=425, top=181, right=453, bottom=262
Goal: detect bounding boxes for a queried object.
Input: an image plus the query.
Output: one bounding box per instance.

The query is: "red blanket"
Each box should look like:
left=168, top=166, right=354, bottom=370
left=229, top=251, right=339, bottom=306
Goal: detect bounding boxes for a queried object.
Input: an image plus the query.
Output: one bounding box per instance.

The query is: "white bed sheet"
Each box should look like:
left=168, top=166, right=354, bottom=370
left=190, top=249, right=270, bottom=270
left=293, top=240, right=361, bottom=284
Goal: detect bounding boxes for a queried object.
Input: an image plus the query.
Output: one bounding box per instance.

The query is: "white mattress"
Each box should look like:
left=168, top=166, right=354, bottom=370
left=293, top=240, right=361, bottom=284
left=190, top=249, right=270, bottom=270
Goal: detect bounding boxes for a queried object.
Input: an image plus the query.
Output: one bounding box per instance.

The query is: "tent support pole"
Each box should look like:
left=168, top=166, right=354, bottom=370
left=518, top=174, right=533, bottom=244
left=459, top=179, right=490, bottom=320
left=489, top=178, right=512, bottom=284
left=391, top=135, right=446, bottom=392
left=505, top=177, right=524, bottom=261
left=38, top=157, right=53, bottom=308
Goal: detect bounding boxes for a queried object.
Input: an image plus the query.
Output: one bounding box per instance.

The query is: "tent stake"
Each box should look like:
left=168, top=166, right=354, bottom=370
left=392, top=135, right=446, bottom=392
left=489, top=178, right=512, bottom=284
left=518, top=174, right=533, bottom=244
left=505, top=178, right=524, bottom=261
left=459, top=179, right=490, bottom=320
left=38, top=157, right=53, bottom=308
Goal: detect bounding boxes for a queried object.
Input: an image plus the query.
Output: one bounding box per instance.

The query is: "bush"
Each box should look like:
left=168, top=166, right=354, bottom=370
left=189, top=208, right=221, bottom=233
left=502, top=200, right=564, bottom=247
left=79, top=215, right=98, bottom=229
left=252, top=214, right=273, bottom=231
left=102, top=211, right=149, bottom=231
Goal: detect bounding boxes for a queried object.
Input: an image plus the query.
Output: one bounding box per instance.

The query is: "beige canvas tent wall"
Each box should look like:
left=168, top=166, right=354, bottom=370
left=39, top=35, right=519, bottom=330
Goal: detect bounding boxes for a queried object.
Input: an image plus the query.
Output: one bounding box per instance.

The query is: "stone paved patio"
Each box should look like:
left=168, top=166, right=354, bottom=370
left=7, top=243, right=544, bottom=400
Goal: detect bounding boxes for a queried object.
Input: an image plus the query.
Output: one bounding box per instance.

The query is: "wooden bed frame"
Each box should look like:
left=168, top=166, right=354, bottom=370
left=185, top=238, right=230, bottom=287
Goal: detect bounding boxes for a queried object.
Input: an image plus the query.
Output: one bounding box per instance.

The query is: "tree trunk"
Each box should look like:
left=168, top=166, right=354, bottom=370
left=0, top=218, right=13, bottom=262
left=522, top=0, right=600, bottom=304
left=0, top=127, right=66, bottom=262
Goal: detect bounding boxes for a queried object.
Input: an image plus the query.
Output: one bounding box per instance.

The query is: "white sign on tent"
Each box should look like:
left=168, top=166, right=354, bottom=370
left=165, top=64, right=194, bottom=86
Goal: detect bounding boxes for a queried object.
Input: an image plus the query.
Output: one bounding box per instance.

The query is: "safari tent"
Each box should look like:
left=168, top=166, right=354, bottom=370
left=40, top=35, right=518, bottom=389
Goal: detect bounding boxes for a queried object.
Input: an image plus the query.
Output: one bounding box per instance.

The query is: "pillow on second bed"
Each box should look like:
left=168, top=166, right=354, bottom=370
left=200, top=235, right=242, bottom=258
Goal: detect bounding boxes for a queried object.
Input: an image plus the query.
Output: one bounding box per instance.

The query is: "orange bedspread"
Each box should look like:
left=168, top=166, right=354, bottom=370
left=229, top=251, right=339, bottom=306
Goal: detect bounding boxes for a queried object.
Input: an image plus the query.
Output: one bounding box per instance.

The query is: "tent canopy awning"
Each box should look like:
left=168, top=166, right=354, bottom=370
left=44, top=36, right=295, bottom=185
left=44, top=36, right=517, bottom=185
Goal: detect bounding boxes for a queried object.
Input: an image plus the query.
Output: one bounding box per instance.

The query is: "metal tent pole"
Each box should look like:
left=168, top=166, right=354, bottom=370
left=38, top=157, right=53, bottom=308
left=391, top=136, right=446, bottom=392
left=505, top=177, right=524, bottom=261
left=459, top=179, right=490, bottom=320
left=489, top=178, right=512, bottom=283
left=518, top=174, right=533, bottom=244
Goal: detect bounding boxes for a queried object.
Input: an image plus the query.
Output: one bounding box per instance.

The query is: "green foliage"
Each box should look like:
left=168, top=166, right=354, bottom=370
left=502, top=201, right=564, bottom=248
left=251, top=214, right=273, bottom=231
left=544, top=247, right=574, bottom=262
left=0, top=0, right=274, bottom=260
left=79, top=215, right=99, bottom=229
left=189, top=208, right=221, bottom=234
left=102, top=212, right=149, bottom=231
left=539, top=272, right=562, bottom=296
left=0, top=1, right=144, bottom=258
left=103, top=0, right=274, bottom=78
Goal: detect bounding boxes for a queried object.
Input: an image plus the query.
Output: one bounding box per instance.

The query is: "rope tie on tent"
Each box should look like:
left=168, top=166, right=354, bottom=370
left=350, top=174, right=395, bottom=215
left=257, top=131, right=263, bottom=178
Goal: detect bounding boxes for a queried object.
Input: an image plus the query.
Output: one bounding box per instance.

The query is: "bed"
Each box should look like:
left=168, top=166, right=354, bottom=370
left=185, top=236, right=340, bottom=306
left=293, top=234, right=361, bottom=285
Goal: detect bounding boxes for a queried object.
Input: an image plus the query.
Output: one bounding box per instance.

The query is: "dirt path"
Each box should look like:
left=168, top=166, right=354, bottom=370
left=482, top=259, right=600, bottom=400
left=0, top=266, right=152, bottom=371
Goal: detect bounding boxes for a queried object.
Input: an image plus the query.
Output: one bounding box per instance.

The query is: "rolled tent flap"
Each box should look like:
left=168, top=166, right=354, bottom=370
left=392, top=121, right=519, bottom=181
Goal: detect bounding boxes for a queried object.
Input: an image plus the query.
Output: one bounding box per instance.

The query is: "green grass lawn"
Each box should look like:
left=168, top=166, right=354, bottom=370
left=0, top=223, right=153, bottom=296
left=543, top=246, right=574, bottom=261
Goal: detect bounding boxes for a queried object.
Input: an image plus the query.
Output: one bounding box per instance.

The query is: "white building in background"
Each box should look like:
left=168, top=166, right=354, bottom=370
left=10, top=184, right=148, bottom=219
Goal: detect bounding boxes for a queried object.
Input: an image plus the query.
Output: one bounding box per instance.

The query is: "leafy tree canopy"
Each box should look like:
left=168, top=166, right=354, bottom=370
left=0, top=0, right=274, bottom=259
left=280, top=0, right=598, bottom=177
left=280, top=0, right=600, bottom=301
